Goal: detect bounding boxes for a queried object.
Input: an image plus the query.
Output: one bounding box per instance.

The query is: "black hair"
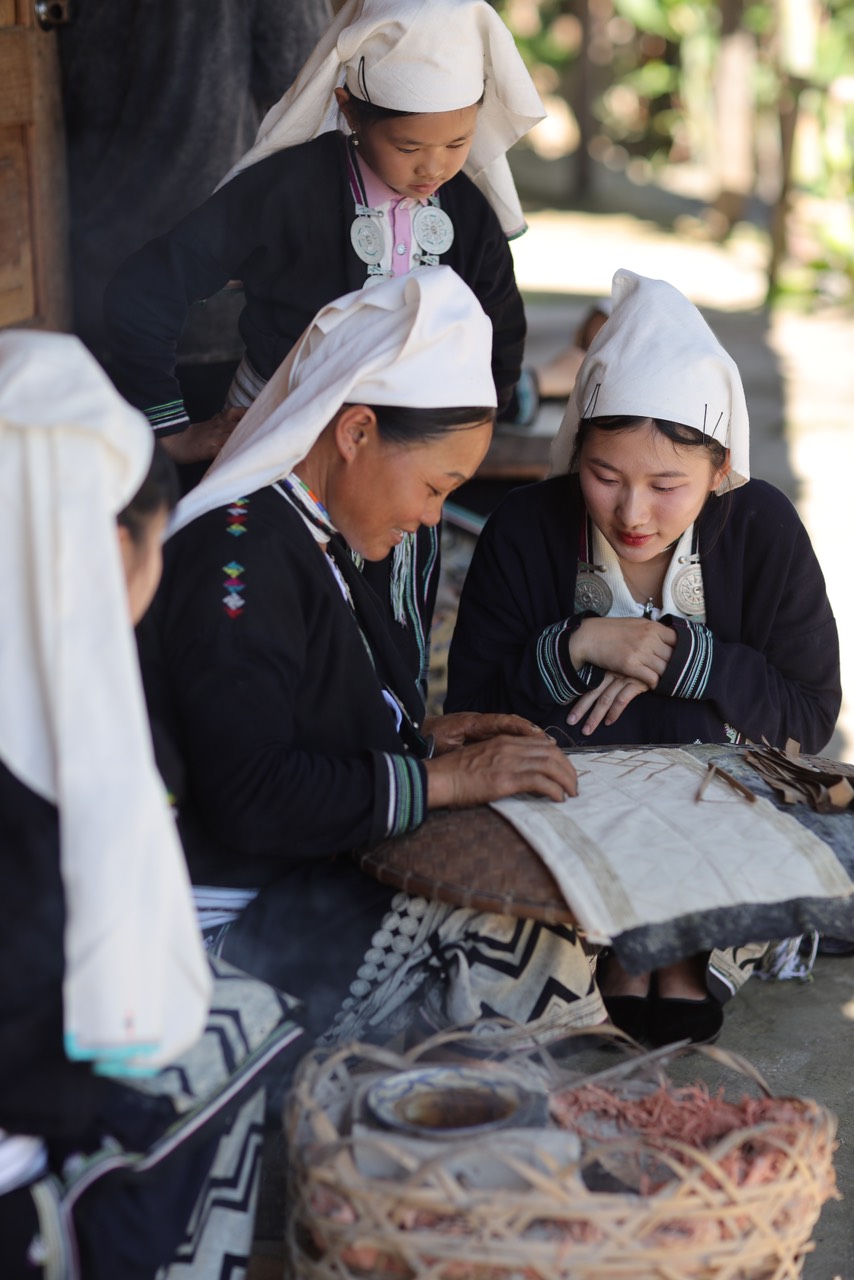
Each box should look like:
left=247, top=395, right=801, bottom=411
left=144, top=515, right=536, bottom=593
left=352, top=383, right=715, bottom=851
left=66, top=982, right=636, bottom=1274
left=343, top=402, right=495, bottom=446
left=343, top=89, right=485, bottom=131
left=117, top=442, right=179, bottom=545
left=345, top=93, right=417, bottom=126
left=569, top=414, right=728, bottom=474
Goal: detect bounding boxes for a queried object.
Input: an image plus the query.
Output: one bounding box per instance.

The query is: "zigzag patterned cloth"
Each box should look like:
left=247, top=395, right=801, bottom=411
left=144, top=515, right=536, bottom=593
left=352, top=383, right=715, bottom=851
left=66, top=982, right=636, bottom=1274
left=323, top=892, right=605, bottom=1047
left=28, top=958, right=304, bottom=1280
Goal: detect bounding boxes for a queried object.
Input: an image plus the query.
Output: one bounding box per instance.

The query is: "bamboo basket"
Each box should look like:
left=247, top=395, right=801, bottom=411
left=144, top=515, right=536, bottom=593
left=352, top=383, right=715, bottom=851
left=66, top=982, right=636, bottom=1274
left=284, top=1032, right=838, bottom=1280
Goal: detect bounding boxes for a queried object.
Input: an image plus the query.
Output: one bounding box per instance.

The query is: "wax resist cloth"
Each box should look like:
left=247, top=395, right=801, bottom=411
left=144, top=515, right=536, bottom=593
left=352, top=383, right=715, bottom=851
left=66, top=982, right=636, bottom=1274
left=492, top=747, right=854, bottom=947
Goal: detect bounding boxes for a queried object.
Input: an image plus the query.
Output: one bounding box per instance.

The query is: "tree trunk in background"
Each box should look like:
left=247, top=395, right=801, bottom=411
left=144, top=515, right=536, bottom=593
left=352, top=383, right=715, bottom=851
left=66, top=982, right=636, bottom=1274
left=709, top=0, right=755, bottom=237
left=768, top=0, right=818, bottom=295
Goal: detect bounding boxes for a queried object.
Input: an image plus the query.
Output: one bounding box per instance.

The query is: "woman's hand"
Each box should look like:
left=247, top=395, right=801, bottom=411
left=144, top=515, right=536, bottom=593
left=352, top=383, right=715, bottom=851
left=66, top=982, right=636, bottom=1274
left=423, top=712, right=545, bottom=756
left=567, top=671, right=648, bottom=735
left=569, top=616, right=676, bottom=687
left=425, top=735, right=578, bottom=809
left=160, top=406, right=245, bottom=464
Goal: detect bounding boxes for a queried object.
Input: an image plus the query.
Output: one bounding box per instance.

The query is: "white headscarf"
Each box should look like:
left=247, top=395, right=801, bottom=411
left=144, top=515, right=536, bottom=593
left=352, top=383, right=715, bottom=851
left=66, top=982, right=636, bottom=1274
left=0, top=331, right=210, bottom=1074
left=549, top=269, right=750, bottom=494
left=173, top=268, right=495, bottom=535
left=218, top=0, right=544, bottom=237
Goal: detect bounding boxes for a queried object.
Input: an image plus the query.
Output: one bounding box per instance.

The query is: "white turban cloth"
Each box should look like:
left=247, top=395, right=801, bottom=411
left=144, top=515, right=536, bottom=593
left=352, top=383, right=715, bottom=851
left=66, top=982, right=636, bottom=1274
left=218, top=0, right=545, bottom=237
left=549, top=269, right=750, bottom=494
left=173, top=266, right=497, bottom=535
left=0, top=331, right=210, bottom=1074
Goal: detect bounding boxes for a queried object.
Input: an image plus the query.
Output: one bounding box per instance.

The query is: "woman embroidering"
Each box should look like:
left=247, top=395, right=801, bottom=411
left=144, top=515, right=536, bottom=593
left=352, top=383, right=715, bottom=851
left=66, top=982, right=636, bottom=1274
left=137, top=269, right=608, bottom=1049
left=445, top=269, right=842, bottom=1046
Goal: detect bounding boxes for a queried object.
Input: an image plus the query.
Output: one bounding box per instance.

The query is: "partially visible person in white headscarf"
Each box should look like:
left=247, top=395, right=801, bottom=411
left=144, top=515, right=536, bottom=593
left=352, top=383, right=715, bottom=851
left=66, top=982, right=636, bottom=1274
left=137, top=269, right=605, bottom=1051
left=0, top=330, right=302, bottom=1279
left=446, top=268, right=841, bottom=1047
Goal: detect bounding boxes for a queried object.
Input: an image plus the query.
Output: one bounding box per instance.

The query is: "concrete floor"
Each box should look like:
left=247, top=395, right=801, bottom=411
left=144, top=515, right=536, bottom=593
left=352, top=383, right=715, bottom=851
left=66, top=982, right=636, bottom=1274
left=721, top=955, right=854, bottom=1278
left=250, top=179, right=854, bottom=1278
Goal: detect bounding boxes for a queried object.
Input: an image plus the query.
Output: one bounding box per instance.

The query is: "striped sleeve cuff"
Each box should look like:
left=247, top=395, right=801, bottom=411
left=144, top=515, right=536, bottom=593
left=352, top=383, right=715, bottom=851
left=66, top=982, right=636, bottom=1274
left=536, top=617, right=600, bottom=704
left=145, top=400, right=190, bottom=434
left=657, top=617, right=714, bottom=699
left=381, top=753, right=427, bottom=837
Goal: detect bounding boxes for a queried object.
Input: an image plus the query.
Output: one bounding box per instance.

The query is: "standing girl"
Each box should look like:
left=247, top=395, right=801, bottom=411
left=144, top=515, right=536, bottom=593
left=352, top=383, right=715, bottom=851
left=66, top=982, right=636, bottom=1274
left=105, top=0, right=545, bottom=692
left=104, top=0, right=544, bottom=458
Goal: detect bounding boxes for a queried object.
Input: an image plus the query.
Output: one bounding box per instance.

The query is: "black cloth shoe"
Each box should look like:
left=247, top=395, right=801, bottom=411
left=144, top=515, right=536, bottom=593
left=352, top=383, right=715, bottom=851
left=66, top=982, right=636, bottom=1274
left=648, top=994, right=723, bottom=1047
left=817, top=935, right=854, bottom=957
left=602, top=994, right=649, bottom=1043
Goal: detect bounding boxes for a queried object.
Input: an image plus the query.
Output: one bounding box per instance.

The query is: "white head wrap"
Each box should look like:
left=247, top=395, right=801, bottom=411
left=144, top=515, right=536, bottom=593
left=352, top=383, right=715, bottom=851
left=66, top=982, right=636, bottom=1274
left=172, top=267, right=496, bottom=535
left=0, top=331, right=210, bottom=1074
left=549, top=269, right=750, bottom=494
left=218, top=0, right=545, bottom=237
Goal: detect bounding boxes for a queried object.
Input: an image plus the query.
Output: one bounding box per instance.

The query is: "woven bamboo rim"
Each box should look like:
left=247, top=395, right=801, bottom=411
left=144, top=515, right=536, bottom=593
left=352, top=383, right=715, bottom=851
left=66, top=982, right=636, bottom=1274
left=284, top=1031, right=838, bottom=1280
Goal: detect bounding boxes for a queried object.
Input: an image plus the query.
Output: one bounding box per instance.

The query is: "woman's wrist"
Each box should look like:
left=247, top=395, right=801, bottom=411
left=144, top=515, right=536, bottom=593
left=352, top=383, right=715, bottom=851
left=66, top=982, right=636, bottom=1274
left=424, top=758, right=453, bottom=809
left=567, top=617, right=589, bottom=669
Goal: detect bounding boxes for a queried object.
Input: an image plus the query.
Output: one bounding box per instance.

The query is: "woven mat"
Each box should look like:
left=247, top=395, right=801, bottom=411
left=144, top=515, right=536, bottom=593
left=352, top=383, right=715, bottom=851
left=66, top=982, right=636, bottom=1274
left=358, top=805, right=574, bottom=924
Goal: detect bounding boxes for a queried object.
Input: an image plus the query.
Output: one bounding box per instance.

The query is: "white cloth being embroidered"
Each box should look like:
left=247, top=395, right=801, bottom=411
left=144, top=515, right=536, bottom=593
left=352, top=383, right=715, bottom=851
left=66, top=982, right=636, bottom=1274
left=493, top=748, right=854, bottom=944
left=550, top=269, right=750, bottom=493
left=172, top=268, right=496, bottom=536
left=217, top=0, right=545, bottom=237
left=593, top=523, right=698, bottom=622
left=0, top=331, right=210, bottom=1073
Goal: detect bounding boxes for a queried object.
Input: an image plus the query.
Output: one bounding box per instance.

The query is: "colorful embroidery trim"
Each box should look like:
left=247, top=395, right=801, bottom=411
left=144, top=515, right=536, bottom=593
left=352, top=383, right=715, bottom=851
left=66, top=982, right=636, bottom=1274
left=226, top=498, right=249, bottom=537
left=222, top=560, right=246, bottom=619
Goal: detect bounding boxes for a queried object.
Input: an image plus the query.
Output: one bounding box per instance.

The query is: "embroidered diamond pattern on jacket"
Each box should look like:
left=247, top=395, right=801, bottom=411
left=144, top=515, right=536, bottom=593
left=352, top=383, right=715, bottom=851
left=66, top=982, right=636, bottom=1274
left=222, top=549, right=247, bottom=618
left=223, top=590, right=245, bottom=617
left=226, top=499, right=249, bottom=537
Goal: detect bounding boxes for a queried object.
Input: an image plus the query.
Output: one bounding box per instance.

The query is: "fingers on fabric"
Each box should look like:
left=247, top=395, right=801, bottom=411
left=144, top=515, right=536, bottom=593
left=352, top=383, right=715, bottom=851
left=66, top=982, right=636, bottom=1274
left=425, top=735, right=577, bottom=808
left=455, top=713, right=545, bottom=742
left=427, top=712, right=545, bottom=754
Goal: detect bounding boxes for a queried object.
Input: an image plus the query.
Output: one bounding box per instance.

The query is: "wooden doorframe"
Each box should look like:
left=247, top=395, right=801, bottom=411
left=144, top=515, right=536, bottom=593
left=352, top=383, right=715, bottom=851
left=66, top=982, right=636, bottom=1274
left=0, top=0, right=69, bottom=331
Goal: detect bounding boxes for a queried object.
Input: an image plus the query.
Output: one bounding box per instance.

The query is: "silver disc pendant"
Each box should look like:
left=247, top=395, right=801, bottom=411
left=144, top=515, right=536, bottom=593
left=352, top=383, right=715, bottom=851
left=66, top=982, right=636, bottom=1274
left=350, top=215, right=385, bottom=265
left=671, top=562, right=706, bottom=619
left=412, top=204, right=454, bottom=255
left=574, top=572, right=613, bottom=617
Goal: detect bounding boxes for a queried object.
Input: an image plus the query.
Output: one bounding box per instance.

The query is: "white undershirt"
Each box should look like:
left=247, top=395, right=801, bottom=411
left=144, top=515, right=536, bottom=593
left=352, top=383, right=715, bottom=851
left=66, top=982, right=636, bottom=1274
left=591, top=523, right=698, bottom=621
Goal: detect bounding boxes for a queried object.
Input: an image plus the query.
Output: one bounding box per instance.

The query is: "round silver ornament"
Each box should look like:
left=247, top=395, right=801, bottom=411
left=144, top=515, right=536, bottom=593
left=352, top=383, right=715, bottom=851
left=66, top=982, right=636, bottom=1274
left=671, top=561, right=706, bottom=619
left=574, top=572, right=613, bottom=617
left=350, top=215, right=385, bottom=264
left=412, top=204, right=454, bottom=255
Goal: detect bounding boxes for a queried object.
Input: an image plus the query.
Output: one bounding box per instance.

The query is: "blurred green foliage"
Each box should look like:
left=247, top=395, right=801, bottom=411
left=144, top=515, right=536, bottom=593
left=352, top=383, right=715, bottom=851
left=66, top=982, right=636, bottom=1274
left=495, top=0, right=854, bottom=301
